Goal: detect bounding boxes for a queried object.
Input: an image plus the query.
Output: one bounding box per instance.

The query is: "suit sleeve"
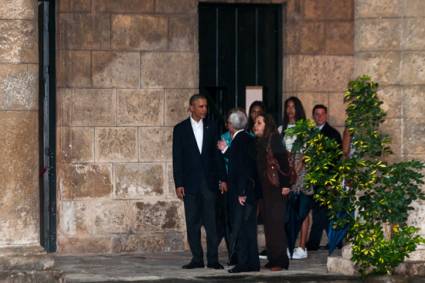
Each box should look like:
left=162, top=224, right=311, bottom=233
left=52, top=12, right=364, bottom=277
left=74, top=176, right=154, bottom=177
left=271, top=134, right=291, bottom=188
left=236, top=137, right=256, bottom=197
left=172, top=126, right=184, bottom=188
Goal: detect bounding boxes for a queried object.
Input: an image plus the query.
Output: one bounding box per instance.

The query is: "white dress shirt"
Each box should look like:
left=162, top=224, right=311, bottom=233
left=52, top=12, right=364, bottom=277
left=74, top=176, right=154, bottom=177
left=190, top=116, right=203, bottom=154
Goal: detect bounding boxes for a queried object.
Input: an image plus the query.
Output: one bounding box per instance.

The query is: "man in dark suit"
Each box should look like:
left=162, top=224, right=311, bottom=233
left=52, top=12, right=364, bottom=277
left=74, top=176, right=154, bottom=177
left=218, top=109, right=260, bottom=273
left=307, top=104, right=342, bottom=251
left=172, top=94, right=226, bottom=269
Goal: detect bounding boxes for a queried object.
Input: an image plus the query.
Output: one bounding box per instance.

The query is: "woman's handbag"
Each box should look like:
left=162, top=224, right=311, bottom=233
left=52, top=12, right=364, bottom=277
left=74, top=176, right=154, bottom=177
left=266, top=139, right=297, bottom=187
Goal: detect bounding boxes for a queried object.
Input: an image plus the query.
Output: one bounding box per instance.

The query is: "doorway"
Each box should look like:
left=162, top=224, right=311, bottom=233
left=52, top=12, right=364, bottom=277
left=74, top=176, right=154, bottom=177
left=199, top=3, right=283, bottom=128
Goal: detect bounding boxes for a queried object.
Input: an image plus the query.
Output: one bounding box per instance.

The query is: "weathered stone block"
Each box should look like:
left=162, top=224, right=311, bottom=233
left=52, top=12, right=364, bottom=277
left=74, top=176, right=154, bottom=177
left=378, top=86, right=402, bottom=119
left=400, top=52, right=425, bottom=85
left=0, top=111, right=39, bottom=246
left=300, top=22, right=325, bottom=54
left=57, top=88, right=73, bottom=127
left=355, top=19, right=401, bottom=51
left=285, top=55, right=353, bottom=92
left=284, top=22, right=300, bottom=54
left=169, top=15, right=195, bottom=51
left=114, top=163, right=164, bottom=199
left=402, top=87, right=425, bottom=119
left=57, top=50, right=91, bottom=87
left=0, top=20, right=37, bottom=63
left=404, top=119, right=425, bottom=155
left=92, top=51, right=140, bottom=88
left=294, top=92, right=329, bottom=120
left=327, top=256, right=358, bottom=275
left=325, top=0, right=353, bottom=20
left=134, top=201, right=183, bottom=232
left=355, top=0, right=402, bottom=18
left=140, top=52, right=198, bottom=88
left=59, top=0, right=91, bottom=12
left=117, top=89, right=164, bottom=126
left=303, top=0, right=326, bottom=20
left=60, top=127, right=94, bottom=163
left=139, top=127, right=173, bottom=161
left=353, top=52, right=400, bottom=86
left=402, top=19, right=425, bottom=50
left=164, top=89, right=192, bottom=126
left=155, top=0, right=197, bottom=13
left=167, top=163, right=176, bottom=197
left=0, top=64, right=37, bottom=110
left=95, top=127, right=138, bottom=162
left=381, top=118, right=402, bottom=157
left=404, top=0, right=425, bottom=17
left=328, top=92, right=346, bottom=127
left=326, top=22, right=354, bottom=55
left=111, top=15, right=167, bottom=51
left=57, top=237, right=112, bottom=254
left=0, top=0, right=34, bottom=19
left=59, top=164, right=112, bottom=200
left=59, top=13, right=110, bottom=50
left=71, top=89, right=116, bottom=126
left=112, top=231, right=184, bottom=253
left=93, top=0, right=154, bottom=13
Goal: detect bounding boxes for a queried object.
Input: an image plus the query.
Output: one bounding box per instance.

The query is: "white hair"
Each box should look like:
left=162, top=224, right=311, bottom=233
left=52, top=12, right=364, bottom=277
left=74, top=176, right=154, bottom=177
left=228, top=110, right=248, bottom=130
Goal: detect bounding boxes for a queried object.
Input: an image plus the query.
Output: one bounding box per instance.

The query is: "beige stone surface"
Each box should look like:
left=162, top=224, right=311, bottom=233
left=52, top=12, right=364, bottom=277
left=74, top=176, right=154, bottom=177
left=59, top=127, right=94, bottom=163
left=59, top=164, right=112, bottom=200
left=92, top=52, right=140, bottom=88
left=93, top=0, right=154, bottom=13
left=284, top=22, right=300, bottom=55
left=59, top=13, right=110, bottom=50
left=404, top=0, right=425, bottom=17
left=381, top=118, right=402, bottom=158
left=58, top=237, right=112, bottom=254
left=353, top=52, right=400, bottom=86
left=141, top=52, right=196, bottom=88
left=139, top=127, right=173, bottom=161
left=327, top=256, right=358, bottom=275
left=326, top=0, right=354, bottom=20
left=111, top=15, right=167, bottom=51
left=169, top=15, right=195, bottom=51
left=117, top=89, right=164, bottom=126
left=167, top=163, right=176, bottom=197
left=0, top=20, right=37, bottom=63
left=303, top=0, right=326, bottom=20
left=400, top=52, right=425, bottom=85
left=404, top=118, right=425, bottom=155
left=57, top=51, right=91, bottom=88
left=57, top=88, right=73, bottom=127
left=328, top=92, right=346, bottom=127
left=114, top=163, right=165, bottom=199
left=112, top=231, right=185, bottom=253
left=155, top=0, right=197, bottom=14
left=403, top=87, right=425, bottom=119
left=0, top=64, right=37, bottom=110
left=402, top=19, right=425, bottom=50
left=300, top=22, right=325, bottom=54
left=0, top=111, right=39, bottom=246
left=71, top=89, right=116, bottom=126
left=164, top=89, right=193, bottom=126
left=355, top=0, right=402, bottom=18
left=293, top=92, right=329, bottom=120
left=95, top=127, right=138, bottom=162
left=0, top=0, right=35, bottom=19
left=134, top=201, right=183, bottom=232
left=355, top=19, right=401, bottom=51
left=378, top=86, right=402, bottom=119
left=325, top=22, right=354, bottom=55
left=58, top=0, right=91, bottom=12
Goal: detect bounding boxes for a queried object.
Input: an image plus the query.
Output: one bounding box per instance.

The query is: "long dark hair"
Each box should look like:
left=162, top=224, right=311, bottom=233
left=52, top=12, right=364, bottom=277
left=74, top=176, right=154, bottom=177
left=282, top=96, right=306, bottom=131
left=247, top=101, right=266, bottom=131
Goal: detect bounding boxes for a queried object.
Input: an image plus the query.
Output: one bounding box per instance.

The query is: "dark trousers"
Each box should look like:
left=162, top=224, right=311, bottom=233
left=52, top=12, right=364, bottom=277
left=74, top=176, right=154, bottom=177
left=183, top=183, right=219, bottom=265
left=307, top=201, right=329, bottom=250
left=216, top=191, right=231, bottom=257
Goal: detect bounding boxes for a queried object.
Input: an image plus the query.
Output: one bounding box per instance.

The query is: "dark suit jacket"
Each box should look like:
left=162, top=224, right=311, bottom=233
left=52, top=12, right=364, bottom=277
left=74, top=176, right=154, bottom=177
left=172, top=118, right=224, bottom=194
left=226, top=131, right=258, bottom=202
left=320, top=122, right=342, bottom=146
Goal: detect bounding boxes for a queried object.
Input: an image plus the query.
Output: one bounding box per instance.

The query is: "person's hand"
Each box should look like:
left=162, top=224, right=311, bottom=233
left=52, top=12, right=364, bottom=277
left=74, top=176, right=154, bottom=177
left=238, top=196, right=247, bottom=206
left=176, top=187, right=185, bottom=200
left=217, top=140, right=227, bottom=151
left=282, top=187, right=290, bottom=196
left=219, top=182, right=228, bottom=194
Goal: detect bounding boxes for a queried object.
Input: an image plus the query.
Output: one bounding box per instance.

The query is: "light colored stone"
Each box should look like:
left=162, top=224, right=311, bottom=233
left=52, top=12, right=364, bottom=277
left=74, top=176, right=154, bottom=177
left=95, top=127, right=138, bottom=162
left=355, top=19, right=401, bottom=51
left=139, top=127, right=173, bottom=161
left=164, top=89, right=193, bottom=126
left=0, top=111, right=39, bottom=246
left=92, top=51, right=140, bottom=88
left=0, top=20, right=37, bottom=63
left=93, top=0, right=154, bottom=13
left=0, top=64, right=37, bottom=110
left=134, top=201, right=183, bottom=232
left=112, top=231, right=184, bottom=253
left=155, top=0, right=197, bottom=13
left=293, top=92, right=329, bottom=120
left=117, top=89, right=164, bottom=126
left=57, top=237, right=112, bottom=254
left=355, top=0, right=402, bottom=18
left=167, top=163, right=176, bottom=197
left=328, top=92, right=346, bottom=127
left=300, top=22, right=325, bottom=54
left=326, top=0, right=354, bottom=20
left=59, top=127, right=94, bottom=163
left=169, top=15, right=195, bottom=51
left=378, top=86, right=402, bottom=119
left=326, top=22, right=354, bottom=55
left=57, top=51, right=92, bottom=88
left=403, top=87, right=425, bottom=119
left=327, top=256, right=359, bottom=275
left=141, top=52, right=196, bottom=88
left=284, top=22, right=300, bottom=55
left=59, top=164, right=112, bottom=200
left=111, top=15, right=167, bottom=51
left=353, top=52, right=400, bottom=86
left=114, top=163, right=165, bottom=199
left=400, top=52, right=425, bottom=85
left=404, top=0, right=425, bottom=17
left=402, top=19, right=425, bottom=50
left=404, top=118, right=425, bottom=155
left=71, top=89, right=116, bottom=126
left=303, top=0, right=326, bottom=20
left=57, top=88, right=73, bottom=127
left=0, top=0, right=35, bottom=19
left=59, top=0, right=91, bottom=12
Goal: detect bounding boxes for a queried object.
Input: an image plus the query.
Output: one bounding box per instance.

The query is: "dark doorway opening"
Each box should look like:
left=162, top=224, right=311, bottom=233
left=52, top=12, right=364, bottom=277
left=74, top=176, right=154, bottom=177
left=199, top=3, right=283, bottom=129
left=38, top=0, right=57, bottom=252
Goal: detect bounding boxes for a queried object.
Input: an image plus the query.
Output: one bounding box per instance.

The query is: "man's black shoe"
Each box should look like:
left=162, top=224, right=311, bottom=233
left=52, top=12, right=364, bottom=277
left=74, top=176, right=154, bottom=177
left=228, top=266, right=259, bottom=273
left=207, top=263, right=224, bottom=269
left=182, top=262, right=204, bottom=269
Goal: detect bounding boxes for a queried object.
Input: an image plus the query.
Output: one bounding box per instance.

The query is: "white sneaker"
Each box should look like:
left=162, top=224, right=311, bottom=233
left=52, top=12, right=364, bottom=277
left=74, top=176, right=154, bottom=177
left=292, top=247, right=307, bottom=259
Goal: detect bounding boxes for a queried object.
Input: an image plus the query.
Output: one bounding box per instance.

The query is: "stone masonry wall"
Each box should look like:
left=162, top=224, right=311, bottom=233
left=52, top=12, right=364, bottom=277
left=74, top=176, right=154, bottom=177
left=0, top=0, right=40, bottom=247
left=353, top=0, right=425, bottom=260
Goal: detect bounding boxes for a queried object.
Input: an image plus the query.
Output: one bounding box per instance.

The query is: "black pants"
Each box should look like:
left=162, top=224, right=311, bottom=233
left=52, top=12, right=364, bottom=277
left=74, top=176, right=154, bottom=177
left=183, top=183, right=219, bottom=265
left=216, top=191, right=231, bottom=258
left=307, top=202, right=329, bottom=250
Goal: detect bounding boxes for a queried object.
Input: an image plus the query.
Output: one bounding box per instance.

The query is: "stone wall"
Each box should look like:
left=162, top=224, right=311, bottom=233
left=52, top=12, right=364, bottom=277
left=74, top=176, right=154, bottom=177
left=0, top=0, right=40, bottom=247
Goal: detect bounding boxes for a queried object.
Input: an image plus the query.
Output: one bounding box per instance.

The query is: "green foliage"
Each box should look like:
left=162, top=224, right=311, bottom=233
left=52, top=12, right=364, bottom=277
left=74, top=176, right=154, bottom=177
left=286, top=75, right=425, bottom=276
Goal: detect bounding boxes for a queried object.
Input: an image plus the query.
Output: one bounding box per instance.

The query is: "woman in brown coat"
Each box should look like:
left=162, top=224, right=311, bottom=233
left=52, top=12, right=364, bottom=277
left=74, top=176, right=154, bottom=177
left=253, top=114, right=291, bottom=271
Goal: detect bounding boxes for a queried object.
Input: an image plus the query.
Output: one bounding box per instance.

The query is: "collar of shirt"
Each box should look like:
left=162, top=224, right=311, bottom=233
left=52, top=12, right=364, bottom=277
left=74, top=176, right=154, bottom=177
left=190, top=116, right=203, bottom=128
left=317, top=123, right=325, bottom=131
left=232, top=129, right=244, bottom=139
